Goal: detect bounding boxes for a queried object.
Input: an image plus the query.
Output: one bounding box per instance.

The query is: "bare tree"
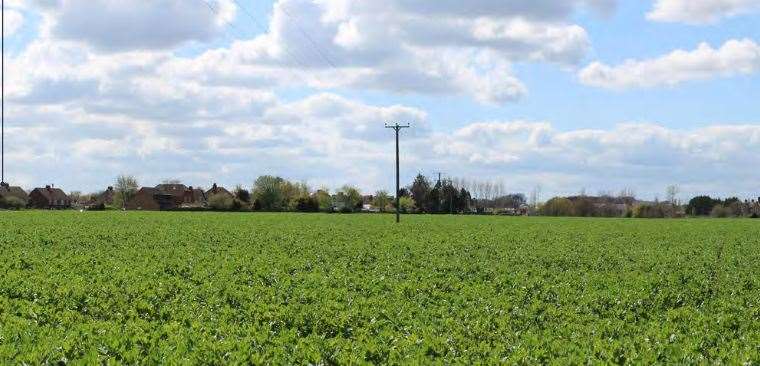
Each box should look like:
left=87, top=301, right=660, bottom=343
left=115, top=175, right=139, bottom=209
left=666, top=185, right=680, bottom=205
left=619, top=187, right=636, bottom=199
left=530, top=185, right=542, bottom=212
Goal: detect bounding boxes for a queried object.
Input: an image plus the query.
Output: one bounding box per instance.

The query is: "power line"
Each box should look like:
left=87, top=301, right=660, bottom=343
left=277, top=4, right=338, bottom=69
left=223, top=0, right=311, bottom=70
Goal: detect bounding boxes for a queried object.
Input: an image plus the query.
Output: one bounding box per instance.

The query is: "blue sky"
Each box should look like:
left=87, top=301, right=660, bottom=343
left=2, top=0, right=760, bottom=200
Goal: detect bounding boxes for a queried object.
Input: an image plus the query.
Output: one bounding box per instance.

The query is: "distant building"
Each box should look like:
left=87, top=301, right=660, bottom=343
left=126, top=184, right=206, bottom=210
left=0, top=182, right=29, bottom=206
left=86, top=186, right=115, bottom=208
left=205, top=183, right=233, bottom=199
left=28, top=185, right=72, bottom=209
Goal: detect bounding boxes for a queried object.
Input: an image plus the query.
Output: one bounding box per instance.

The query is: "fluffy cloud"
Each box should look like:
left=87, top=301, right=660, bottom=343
left=432, top=121, right=760, bottom=198
left=579, top=39, right=760, bottom=89
left=3, top=9, right=24, bottom=36
left=648, top=0, right=760, bottom=24
left=250, top=0, right=597, bottom=103
left=32, top=0, right=236, bottom=51
left=8, top=0, right=608, bottom=104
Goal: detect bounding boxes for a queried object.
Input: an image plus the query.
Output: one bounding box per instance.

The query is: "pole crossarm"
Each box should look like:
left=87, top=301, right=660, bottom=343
left=385, top=123, right=410, bottom=223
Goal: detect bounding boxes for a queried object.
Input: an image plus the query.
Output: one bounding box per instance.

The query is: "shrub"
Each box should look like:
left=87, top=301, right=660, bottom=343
left=295, top=196, right=319, bottom=212
left=0, top=196, right=26, bottom=210
left=634, top=204, right=666, bottom=219
left=398, top=196, right=416, bottom=213
left=208, top=194, right=234, bottom=211
left=540, top=198, right=574, bottom=217
left=710, top=204, right=729, bottom=218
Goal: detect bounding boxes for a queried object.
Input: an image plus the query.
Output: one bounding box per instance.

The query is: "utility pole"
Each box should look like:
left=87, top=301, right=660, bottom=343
left=1, top=0, right=5, bottom=184
left=385, top=123, right=410, bottom=223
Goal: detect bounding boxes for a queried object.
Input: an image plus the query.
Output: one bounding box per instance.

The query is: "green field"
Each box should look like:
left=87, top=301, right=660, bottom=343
left=1, top=212, right=758, bottom=364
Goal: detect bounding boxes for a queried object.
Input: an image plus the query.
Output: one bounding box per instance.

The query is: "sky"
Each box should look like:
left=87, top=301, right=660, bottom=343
left=2, top=0, right=760, bottom=201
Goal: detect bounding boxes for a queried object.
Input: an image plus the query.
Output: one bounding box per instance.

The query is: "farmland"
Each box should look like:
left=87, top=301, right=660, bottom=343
left=1, top=212, right=759, bottom=364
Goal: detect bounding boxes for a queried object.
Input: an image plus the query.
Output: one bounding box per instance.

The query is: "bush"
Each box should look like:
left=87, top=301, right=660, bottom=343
left=295, top=196, right=319, bottom=212
left=87, top=203, right=106, bottom=211
left=398, top=196, right=416, bottom=213
left=0, top=196, right=26, bottom=210
left=710, top=204, right=730, bottom=218
left=208, top=194, right=234, bottom=211
left=634, top=204, right=666, bottom=218
left=540, top=198, right=574, bottom=217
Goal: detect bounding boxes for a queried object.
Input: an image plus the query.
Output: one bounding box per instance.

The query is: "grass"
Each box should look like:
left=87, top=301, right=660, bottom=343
left=1, top=212, right=759, bottom=364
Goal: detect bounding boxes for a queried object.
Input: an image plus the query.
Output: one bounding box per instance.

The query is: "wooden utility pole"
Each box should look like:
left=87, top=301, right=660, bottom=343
left=1, top=0, right=5, bottom=184
left=385, top=123, right=410, bottom=223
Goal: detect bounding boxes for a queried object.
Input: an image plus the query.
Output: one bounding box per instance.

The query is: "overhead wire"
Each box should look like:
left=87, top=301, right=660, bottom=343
left=205, top=0, right=313, bottom=70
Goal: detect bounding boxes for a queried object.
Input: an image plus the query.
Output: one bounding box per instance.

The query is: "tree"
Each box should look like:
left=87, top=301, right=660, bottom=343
left=457, top=187, right=472, bottom=213
left=373, top=191, right=392, bottom=212
left=314, top=189, right=333, bottom=212
left=540, top=197, right=574, bottom=216
left=208, top=194, right=234, bottom=211
left=234, top=185, right=251, bottom=203
left=427, top=181, right=442, bottom=213
left=687, top=196, right=717, bottom=216
left=398, top=196, right=416, bottom=213
left=69, top=191, right=82, bottom=204
left=252, top=176, right=285, bottom=211
left=440, top=181, right=459, bottom=214
left=295, top=196, right=320, bottom=212
left=409, top=174, right=431, bottom=213
left=335, top=185, right=362, bottom=212
left=666, top=185, right=680, bottom=205
left=115, top=175, right=139, bottom=209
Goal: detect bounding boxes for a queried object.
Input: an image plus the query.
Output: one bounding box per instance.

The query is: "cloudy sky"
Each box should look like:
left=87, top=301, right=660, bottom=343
left=2, top=0, right=760, bottom=200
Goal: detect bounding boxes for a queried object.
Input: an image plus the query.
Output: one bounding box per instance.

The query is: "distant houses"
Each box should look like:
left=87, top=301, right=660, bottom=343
left=0, top=182, right=29, bottom=207
left=126, top=183, right=229, bottom=211
left=28, top=185, right=72, bottom=209
left=206, top=183, right=233, bottom=200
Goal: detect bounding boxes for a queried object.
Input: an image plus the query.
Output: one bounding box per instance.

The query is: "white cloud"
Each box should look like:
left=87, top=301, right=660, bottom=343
left=3, top=9, right=24, bottom=36
left=648, top=0, right=760, bottom=24
left=432, top=121, right=760, bottom=198
left=579, top=39, right=760, bottom=89
left=8, top=0, right=609, bottom=104
left=33, top=0, right=236, bottom=51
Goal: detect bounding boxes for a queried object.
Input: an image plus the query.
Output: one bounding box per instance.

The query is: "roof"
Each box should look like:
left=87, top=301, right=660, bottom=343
left=137, top=187, right=157, bottom=194
left=206, top=185, right=232, bottom=197
left=31, top=187, right=69, bottom=202
left=155, top=184, right=188, bottom=197
left=0, top=185, right=28, bottom=201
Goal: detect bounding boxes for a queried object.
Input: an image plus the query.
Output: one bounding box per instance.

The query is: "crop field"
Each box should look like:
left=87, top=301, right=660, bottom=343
left=1, top=212, right=759, bottom=364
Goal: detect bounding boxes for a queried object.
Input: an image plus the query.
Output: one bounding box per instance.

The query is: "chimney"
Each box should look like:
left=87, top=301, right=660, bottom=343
left=45, top=185, right=51, bottom=190
left=213, top=183, right=218, bottom=190
left=189, top=186, right=193, bottom=191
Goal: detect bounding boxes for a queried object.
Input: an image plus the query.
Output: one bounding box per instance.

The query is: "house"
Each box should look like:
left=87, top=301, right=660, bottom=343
left=86, top=186, right=115, bottom=208
left=98, top=186, right=116, bottom=206
left=205, top=183, right=233, bottom=199
left=28, top=185, right=72, bottom=209
left=0, top=182, right=29, bottom=206
left=126, top=184, right=206, bottom=210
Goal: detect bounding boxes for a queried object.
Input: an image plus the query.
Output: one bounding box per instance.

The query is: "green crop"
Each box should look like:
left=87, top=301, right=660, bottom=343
left=1, top=212, right=759, bottom=364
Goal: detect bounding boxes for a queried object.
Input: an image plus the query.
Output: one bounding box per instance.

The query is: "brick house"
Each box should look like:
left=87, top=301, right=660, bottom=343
left=205, top=183, right=233, bottom=199
left=28, top=185, right=72, bottom=209
left=0, top=182, right=29, bottom=206
left=126, top=184, right=206, bottom=210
